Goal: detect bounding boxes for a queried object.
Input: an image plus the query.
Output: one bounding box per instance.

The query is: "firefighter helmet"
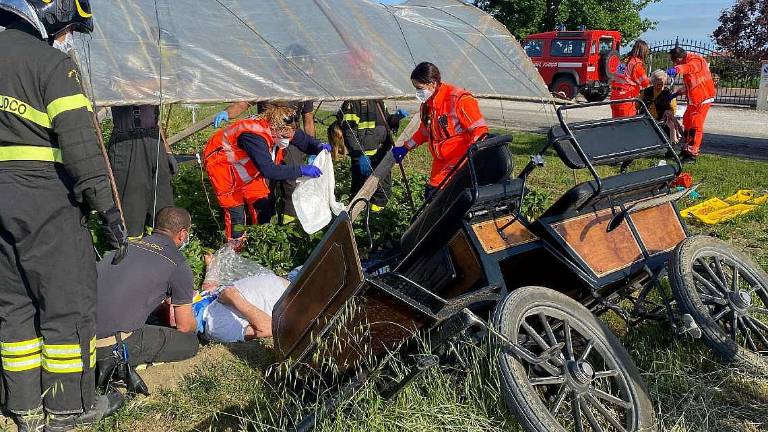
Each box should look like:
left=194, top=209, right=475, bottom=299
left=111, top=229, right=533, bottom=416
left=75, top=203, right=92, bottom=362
left=29, top=0, right=93, bottom=36
left=0, top=0, right=49, bottom=38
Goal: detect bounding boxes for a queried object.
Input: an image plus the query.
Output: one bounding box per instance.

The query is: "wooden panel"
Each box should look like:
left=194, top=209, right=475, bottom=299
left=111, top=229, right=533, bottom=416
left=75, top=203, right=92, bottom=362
left=553, top=209, right=643, bottom=277
left=441, top=231, right=484, bottom=298
left=472, top=216, right=538, bottom=254
left=630, top=203, right=686, bottom=255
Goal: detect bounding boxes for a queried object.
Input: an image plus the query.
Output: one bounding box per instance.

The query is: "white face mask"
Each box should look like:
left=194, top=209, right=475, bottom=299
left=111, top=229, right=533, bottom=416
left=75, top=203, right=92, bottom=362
left=179, top=231, right=191, bottom=251
left=278, top=138, right=290, bottom=149
left=52, top=30, right=75, bottom=54
left=415, top=88, right=433, bottom=103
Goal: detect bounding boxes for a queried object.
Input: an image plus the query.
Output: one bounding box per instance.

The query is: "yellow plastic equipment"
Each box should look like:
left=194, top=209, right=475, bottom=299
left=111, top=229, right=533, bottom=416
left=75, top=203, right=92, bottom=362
left=694, top=204, right=759, bottom=225
left=725, top=189, right=768, bottom=205
left=680, top=198, right=730, bottom=218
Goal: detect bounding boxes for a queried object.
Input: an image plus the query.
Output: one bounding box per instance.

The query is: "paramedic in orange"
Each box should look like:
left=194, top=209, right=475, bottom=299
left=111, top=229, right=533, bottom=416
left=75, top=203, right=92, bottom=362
left=610, top=40, right=651, bottom=118
left=667, top=47, right=716, bottom=163
left=391, top=62, right=488, bottom=199
left=203, top=104, right=330, bottom=239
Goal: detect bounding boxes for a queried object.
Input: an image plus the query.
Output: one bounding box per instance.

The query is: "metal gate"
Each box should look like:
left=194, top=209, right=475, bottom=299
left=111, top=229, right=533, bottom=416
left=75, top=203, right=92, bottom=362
left=648, top=38, right=761, bottom=107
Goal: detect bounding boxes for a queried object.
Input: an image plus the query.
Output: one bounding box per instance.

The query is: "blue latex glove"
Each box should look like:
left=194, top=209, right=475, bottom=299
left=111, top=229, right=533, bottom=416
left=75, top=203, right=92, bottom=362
left=213, top=110, right=229, bottom=128
left=359, top=154, right=373, bottom=176
left=395, top=108, right=409, bottom=118
left=319, top=143, right=332, bottom=153
left=666, top=66, right=678, bottom=78
left=392, top=146, right=408, bottom=163
left=300, top=165, right=322, bottom=178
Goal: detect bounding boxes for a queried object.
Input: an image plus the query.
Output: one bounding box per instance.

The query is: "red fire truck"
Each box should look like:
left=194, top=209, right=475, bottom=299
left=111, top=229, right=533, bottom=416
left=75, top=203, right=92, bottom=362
left=523, top=29, right=622, bottom=101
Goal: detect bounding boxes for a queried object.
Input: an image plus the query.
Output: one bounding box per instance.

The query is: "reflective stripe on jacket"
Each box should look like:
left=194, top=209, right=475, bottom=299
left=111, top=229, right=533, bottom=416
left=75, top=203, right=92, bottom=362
left=203, top=118, right=283, bottom=208
left=610, top=56, right=650, bottom=97
left=405, top=83, right=488, bottom=187
left=675, top=52, right=716, bottom=105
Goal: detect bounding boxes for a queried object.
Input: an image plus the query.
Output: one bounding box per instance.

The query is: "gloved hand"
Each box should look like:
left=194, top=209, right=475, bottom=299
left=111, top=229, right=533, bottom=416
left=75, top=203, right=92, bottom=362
left=213, top=110, right=229, bottom=128
left=358, top=154, right=373, bottom=176
left=319, top=143, right=332, bottom=153
left=392, top=146, right=408, bottom=163
left=395, top=108, right=409, bottom=119
left=300, top=165, right=323, bottom=178
left=167, top=154, right=179, bottom=176
left=666, top=66, right=678, bottom=78
left=101, top=206, right=128, bottom=264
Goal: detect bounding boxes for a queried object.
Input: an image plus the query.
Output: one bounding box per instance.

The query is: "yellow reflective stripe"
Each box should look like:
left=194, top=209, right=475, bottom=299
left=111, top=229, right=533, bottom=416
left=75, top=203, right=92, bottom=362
left=90, top=353, right=96, bottom=368
left=364, top=149, right=378, bottom=156
left=46, top=94, right=93, bottom=121
left=0, top=146, right=63, bottom=163
left=90, top=337, right=96, bottom=354
left=42, top=358, right=83, bottom=374
left=2, top=354, right=42, bottom=372
left=370, top=204, right=384, bottom=212
left=358, top=121, right=376, bottom=129
left=0, top=95, right=51, bottom=128
left=1, top=338, right=43, bottom=356
left=75, top=0, right=92, bottom=18
left=42, top=343, right=81, bottom=359
left=342, top=113, right=360, bottom=123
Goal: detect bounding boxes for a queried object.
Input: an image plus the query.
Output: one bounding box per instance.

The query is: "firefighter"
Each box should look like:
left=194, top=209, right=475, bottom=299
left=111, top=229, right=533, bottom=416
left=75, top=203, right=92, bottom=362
left=667, top=47, right=717, bottom=163
left=0, top=0, right=125, bottom=430
left=610, top=40, right=651, bottom=118
left=391, top=62, right=488, bottom=199
left=108, top=105, right=177, bottom=237
left=338, top=99, right=407, bottom=211
left=203, top=104, right=331, bottom=239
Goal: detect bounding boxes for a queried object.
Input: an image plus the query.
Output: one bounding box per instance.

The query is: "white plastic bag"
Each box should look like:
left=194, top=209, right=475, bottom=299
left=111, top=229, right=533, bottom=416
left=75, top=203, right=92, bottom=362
left=292, top=150, right=344, bottom=234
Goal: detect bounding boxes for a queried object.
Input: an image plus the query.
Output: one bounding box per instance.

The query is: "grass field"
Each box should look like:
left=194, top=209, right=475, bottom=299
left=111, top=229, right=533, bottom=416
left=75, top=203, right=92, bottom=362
left=87, top=105, right=768, bottom=432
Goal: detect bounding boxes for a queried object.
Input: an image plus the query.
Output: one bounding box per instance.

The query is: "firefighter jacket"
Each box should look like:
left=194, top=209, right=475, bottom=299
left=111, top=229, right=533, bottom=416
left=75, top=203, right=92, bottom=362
left=405, top=82, right=488, bottom=187
left=203, top=118, right=283, bottom=209
left=0, top=24, right=114, bottom=213
left=337, top=100, right=398, bottom=157
left=674, top=52, right=716, bottom=105
left=610, top=56, right=650, bottom=97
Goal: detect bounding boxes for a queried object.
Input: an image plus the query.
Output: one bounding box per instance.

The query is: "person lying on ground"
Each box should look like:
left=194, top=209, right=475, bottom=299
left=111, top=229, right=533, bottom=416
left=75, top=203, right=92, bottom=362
left=193, top=250, right=298, bottom=342
left=95, top=206, right=199, bottom=386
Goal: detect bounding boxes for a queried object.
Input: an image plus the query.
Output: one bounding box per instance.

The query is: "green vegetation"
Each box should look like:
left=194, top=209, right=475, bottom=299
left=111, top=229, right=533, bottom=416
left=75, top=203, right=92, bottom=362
left=89, top=106, right=768, bottom=432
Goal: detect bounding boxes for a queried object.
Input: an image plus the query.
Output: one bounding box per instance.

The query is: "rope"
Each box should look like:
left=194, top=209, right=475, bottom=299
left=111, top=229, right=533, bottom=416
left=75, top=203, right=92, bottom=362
left=151, top=0, right=163, bottom=229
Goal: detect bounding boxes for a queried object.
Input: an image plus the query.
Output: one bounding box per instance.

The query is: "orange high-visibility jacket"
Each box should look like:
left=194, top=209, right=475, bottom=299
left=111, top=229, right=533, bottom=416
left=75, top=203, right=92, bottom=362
left=203, top=118, right=284, bottom=209
left=674, top=52, right=716, bottom=105
left=610, top=56, right=650, bottom=97
left=405, top=82, right=488, bottom=187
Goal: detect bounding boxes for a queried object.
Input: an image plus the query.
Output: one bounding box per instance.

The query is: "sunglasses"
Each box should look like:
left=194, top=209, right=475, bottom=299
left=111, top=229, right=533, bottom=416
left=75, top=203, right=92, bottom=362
left=282, top=111, right=300, bottom=126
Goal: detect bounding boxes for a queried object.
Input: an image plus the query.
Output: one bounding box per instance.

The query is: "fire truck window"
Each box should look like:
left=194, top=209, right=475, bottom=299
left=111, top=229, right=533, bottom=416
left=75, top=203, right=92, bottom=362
left=524, top=40, right=543, bottom=57
left=550, top=39, right=586, bottom=57
left=599, top=38, right=614, bottom=53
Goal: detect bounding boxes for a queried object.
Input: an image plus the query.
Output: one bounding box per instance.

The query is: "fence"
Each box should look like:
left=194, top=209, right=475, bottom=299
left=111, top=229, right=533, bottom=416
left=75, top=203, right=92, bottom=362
left=648, top=38, right=762, bottom=107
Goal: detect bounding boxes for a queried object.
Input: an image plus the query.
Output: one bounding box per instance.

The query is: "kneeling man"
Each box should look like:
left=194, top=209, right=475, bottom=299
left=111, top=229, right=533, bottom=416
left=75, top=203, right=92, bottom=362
left=95, top=207, right=199, bottom=384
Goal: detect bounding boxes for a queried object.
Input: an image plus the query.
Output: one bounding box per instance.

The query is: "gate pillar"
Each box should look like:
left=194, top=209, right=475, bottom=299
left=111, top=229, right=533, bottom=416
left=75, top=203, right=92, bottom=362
left=758, top=60, right=768, bottom=111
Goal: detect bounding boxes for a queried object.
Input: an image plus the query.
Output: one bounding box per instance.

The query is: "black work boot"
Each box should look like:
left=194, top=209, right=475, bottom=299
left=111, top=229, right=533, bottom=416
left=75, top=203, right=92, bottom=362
left=13, top=408, right=45, bottom=432
left=44, top=392, right=124, bottom=432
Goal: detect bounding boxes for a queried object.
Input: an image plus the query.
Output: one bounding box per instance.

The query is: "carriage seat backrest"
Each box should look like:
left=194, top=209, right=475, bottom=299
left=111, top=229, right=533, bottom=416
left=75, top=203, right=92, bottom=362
left=399, top=138, right=514, bottom=259
left=549, top=116, right=670, bottom=169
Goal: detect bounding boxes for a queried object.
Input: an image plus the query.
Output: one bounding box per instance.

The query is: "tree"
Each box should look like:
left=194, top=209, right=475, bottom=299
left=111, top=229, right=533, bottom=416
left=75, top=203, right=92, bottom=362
left=712, top=0, right=768, bottom=61
left=472, top=0, right=658, bottom=45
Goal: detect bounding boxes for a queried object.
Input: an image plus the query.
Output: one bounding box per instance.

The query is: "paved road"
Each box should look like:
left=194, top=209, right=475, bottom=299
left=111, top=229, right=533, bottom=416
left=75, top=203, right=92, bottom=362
left=388, top=100, right=768, bottom=161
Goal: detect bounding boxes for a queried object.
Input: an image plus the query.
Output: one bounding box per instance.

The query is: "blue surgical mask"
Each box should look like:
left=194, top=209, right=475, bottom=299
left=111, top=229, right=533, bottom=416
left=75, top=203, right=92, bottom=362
left=179, top=231, right=191, bottom=250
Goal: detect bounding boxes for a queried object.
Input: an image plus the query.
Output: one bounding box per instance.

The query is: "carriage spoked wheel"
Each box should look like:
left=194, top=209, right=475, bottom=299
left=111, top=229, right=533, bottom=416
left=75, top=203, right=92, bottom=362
left=669, top=236, right=768, bottom=371
left=494, top=286, right=656, bottom=432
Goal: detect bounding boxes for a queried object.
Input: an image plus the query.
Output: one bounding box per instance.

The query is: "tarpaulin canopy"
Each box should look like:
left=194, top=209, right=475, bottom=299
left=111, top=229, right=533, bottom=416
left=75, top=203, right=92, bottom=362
left=73, top=0, right=551, bottom=106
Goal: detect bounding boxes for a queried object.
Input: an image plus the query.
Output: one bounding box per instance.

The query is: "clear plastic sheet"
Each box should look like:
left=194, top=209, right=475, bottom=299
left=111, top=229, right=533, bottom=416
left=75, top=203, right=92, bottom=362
left=203, top=244, right=273, bottom=289
left=72, top=0, right=551, bottom=107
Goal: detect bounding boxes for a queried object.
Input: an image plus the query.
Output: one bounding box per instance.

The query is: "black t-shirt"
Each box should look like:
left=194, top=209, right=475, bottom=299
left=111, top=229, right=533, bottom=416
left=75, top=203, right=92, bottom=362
left=96, top=233, right=195, bottom=338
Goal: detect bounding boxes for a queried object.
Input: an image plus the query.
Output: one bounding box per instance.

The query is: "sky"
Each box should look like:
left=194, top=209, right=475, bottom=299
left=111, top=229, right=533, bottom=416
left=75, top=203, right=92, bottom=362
left=378, top=0, right=734, bottom=45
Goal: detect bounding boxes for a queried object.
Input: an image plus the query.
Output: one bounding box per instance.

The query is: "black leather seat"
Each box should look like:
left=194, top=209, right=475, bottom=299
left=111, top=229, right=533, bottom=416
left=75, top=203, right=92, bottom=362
left=541, top=164, right=676, bottom=219
left=400, top=139, right=515, bottom=259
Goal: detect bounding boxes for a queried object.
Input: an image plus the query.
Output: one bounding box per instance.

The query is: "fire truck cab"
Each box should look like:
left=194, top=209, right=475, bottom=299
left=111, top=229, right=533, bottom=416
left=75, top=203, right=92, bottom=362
left=524, top=29, right=622, bottom=101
